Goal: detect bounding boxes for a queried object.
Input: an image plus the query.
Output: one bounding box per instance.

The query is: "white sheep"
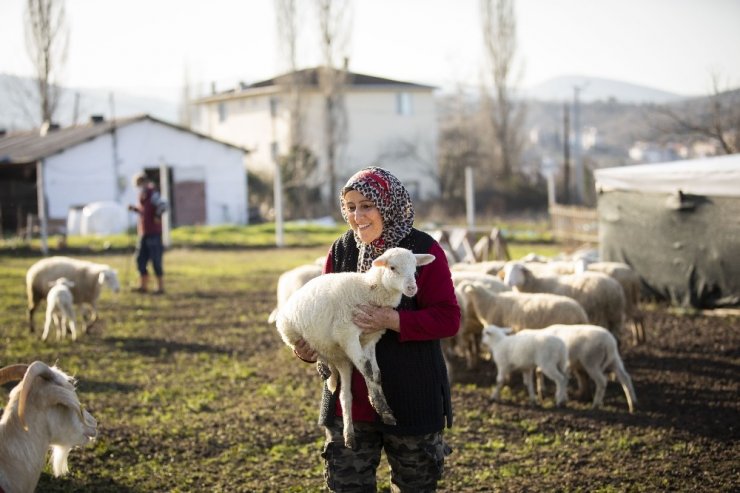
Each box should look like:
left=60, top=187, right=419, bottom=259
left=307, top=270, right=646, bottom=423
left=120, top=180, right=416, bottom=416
left=42, top=277, right=78, bottom=342
left=576, top=260, right=646, bottom=345
left=462, top=281, right=589, bottom=331
left=538, top=324, right=638, bottom=413
left=275, top=247, right=435, bottom=448
left=26, top=256, right=120, bottom=334
left=267, top=263, right=323, bottom=324
left=448, top=272, right=511, bottom=370
left=480, top=325, right=569, bottom=406
left=0, top=361, right=98, bottom=493
left=450, top=260, right=507, bottom=276
left=502, top=262, right=626, bottom=340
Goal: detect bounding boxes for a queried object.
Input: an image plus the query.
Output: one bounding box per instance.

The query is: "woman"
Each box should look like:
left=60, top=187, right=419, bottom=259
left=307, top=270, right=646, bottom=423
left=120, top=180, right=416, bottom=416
left=293, top=167, right=460, bottom=492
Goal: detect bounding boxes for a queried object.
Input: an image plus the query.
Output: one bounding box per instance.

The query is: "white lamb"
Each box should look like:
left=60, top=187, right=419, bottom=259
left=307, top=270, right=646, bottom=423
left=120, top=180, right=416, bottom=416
left=480, top=325, right=569, bottom=406
left=26, top=256, right=120, bottom=334
left=538, top=324, right=638, bottom=413
left=42, top=277, right=78, bottom=342
left=462, top=281, right=589, bottom=331
left=275, top=247, right=435, bottom=448
left=267, top=263, right=323, bottom=324
left=502, top=262, right=626, bottom=339
left=0, top=361, right=98, bottom=493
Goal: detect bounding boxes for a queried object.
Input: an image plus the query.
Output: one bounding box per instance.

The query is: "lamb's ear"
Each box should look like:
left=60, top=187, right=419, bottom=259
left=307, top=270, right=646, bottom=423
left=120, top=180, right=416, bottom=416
left=415, top=254, right=435, bottom=266
left=372, top=258, right=388, bottom=268
left=501, top=327, right=514, bottom=335
left=497, top=269, right=506, bottom=280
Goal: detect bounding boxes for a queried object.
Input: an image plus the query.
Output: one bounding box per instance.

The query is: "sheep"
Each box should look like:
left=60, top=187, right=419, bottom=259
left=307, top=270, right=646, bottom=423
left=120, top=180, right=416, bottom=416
left=450, top=260, right=507, bottom=276
left=42, top=277, right=78, bottom=342
left=538, top=324, right=638, bottom=413
left=448, top=273, right=510, bottom=370
left=502, top=262, right=626, bottom=340
left=480, top=325, right=569, bottom=407
left=0, top=361, right=98, bottom=493
left=275, top=247, right=435, bottom=448
left=26, top=256, right=120, bottom=334
left=267, top=263, right=323, bottom=324
left=462, top=281, right=589, bottom=332
left=575, top=260, right=646, bottom=345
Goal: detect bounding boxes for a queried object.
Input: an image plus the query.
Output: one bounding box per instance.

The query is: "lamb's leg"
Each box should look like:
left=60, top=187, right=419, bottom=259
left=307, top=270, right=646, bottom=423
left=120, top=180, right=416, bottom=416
left=68, top=309, right=77, bottom=341
left=334, top=360, right=356, bottom=449
left=42, top=306, right=54, bottom=341
left=523, top=369, right=538, bottom=404
left=347, top=338, right=396, bottom=426
left=584, top=366, right=608, bottom=409
left=492, top=367, right=508, bottom=401
left=539, top=366, right=568, bottom=407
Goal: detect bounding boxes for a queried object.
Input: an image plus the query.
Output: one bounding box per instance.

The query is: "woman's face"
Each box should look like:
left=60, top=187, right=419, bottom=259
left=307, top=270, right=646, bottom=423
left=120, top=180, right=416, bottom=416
left=343, top=189, right=383, bottom=244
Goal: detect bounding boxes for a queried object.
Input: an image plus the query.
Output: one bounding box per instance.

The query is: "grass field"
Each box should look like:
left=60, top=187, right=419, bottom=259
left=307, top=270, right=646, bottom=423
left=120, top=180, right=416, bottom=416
left=1, top=245, right=737, bottom=492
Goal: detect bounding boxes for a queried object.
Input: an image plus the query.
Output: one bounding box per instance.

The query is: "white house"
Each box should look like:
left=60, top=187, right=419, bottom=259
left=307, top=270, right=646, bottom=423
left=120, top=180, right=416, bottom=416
left=0, top=114, right=249, bottom=234
left=192, top=67, right=439, bottom=201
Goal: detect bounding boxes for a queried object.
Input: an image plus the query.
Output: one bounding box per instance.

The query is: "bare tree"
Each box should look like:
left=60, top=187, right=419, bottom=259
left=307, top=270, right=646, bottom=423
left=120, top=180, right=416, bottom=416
left=652, top=75, right=739, bottom=155
left=24, top=0, right=69, bottom=125
left=316, top=0, right=351, bottom=205
left=276, top=0, right=305, bottom=149
left=480, top=0, right=525, bottom=180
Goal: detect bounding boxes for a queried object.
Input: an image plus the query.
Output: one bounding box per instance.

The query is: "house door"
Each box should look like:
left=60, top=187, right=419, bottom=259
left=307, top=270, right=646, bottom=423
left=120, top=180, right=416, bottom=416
left=173, top=180, right=206, bottom=226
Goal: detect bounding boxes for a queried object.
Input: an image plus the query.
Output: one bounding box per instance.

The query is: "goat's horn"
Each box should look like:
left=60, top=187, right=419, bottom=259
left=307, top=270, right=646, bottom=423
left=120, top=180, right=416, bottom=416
left=18, top=361, right=53, bottom=432
left=0, top=364, right=29, bottom=386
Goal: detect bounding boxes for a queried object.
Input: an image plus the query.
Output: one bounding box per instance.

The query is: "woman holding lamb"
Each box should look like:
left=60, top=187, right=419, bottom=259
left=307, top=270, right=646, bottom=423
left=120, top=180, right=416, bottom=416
left=293, top=167, right=460, bottom=492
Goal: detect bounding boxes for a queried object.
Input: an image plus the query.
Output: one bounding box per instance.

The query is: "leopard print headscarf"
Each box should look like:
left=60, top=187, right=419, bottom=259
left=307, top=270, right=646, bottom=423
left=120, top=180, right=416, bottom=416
left=340, top=167, right=415, bottom=273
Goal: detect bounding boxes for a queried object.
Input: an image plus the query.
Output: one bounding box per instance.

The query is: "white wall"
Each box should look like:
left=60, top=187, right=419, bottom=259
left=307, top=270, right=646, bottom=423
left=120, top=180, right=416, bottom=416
left=43, top=118, right=248, bottom=226
left=194, top=85, right=439, bottom=199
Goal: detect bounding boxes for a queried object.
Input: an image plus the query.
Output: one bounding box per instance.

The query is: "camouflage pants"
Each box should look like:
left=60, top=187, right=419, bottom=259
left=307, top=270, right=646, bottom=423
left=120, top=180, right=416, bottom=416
left=321, top=421, right=452, bottom=493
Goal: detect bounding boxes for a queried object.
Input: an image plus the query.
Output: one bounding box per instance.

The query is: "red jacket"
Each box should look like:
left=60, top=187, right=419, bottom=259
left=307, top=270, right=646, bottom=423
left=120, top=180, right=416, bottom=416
left=133, top=184, right=163, bottom=236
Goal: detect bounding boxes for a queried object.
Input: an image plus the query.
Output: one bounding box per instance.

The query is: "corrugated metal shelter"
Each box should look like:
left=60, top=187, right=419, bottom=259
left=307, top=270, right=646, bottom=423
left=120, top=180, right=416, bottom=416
left=594, top=154, right=740, bottom=308
left=0, top=114, right=249, bottom=237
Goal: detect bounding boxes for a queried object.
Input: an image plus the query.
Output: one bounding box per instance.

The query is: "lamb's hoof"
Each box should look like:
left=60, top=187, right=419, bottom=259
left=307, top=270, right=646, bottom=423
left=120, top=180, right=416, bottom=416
left=344, top=436, right=356, bottom=449
left=381, top=413, right=397, bottom=426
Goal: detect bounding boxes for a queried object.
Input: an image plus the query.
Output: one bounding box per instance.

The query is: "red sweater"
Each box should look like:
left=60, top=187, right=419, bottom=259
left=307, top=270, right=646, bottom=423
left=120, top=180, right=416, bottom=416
left=323, top=241, right=460, bottom=422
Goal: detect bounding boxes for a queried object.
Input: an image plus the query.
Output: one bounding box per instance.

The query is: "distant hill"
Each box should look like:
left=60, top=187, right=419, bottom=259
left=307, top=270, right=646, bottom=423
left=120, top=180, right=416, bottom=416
left=521, top=75, right=688, bottom=104
left=0, top=73, right=179, bottom=132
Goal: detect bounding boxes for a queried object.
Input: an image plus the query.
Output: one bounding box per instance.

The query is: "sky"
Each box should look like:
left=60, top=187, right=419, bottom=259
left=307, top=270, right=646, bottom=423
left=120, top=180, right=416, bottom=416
left=1, top=0, right=739, bottom=102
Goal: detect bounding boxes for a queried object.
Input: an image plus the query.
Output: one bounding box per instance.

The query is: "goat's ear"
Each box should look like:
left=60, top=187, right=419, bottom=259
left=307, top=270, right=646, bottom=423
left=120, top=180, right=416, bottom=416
left=415, top=254, right=435, bottom=266
left=66, top=280, right=75, bottom=287
left=501, top=327, right=514, bottom=335
left=48, top=280, right=57, bottom=287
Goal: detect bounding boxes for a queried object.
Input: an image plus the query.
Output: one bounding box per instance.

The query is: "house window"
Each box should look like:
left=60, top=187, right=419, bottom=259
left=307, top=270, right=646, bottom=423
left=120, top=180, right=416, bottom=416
left=270, top=97, right=279, bottom=117
left=396, top=92, right=413, bottom=116
left=218, top=103, right=227, bottom=122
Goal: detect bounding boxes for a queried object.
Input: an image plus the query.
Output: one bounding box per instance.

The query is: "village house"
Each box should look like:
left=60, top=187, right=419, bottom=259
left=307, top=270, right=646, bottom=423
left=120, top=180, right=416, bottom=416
left=191, top=67, right=439, bottom=204
left=0, top=114, right=249, bottom=236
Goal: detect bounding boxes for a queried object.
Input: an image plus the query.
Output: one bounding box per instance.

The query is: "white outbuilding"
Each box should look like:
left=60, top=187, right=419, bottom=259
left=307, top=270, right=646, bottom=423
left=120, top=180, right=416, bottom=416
left=0, top=114, right=249, bottom=239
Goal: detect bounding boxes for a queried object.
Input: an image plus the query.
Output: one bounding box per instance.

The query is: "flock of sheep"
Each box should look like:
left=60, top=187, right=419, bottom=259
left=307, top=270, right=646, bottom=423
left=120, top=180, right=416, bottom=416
left=270, top=244, right=644, bottom=447
left=1, top=243, right=645, bottom=490
left=2, top=256, right=118, bottom=492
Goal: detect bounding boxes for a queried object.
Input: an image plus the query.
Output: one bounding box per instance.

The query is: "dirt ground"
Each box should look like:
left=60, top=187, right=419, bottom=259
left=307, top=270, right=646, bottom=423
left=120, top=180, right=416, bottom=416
left=11, top=249, right=737, bottom=492
left=441, top=304, right=740, bottom=492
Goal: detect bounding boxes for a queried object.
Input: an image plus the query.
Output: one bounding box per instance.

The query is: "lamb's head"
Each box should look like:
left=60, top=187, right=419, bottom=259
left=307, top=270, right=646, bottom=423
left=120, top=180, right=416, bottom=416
left=501, top=262, right=530, bottom=290
left=480, top=324, right=512, bottom=350
left=4, top=361, right=98, bottom=477
left=98, top=268, right=120, bottom=293
left=49, top=277, right=75, bottom=289
left=371, top=247, right=435, bottom=298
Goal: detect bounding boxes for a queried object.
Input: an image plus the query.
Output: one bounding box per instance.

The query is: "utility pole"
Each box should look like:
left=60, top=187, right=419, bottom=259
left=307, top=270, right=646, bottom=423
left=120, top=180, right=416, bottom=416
left=572, top=85, right=585, bottom=204
left=563, top=102, right=571, bottom=205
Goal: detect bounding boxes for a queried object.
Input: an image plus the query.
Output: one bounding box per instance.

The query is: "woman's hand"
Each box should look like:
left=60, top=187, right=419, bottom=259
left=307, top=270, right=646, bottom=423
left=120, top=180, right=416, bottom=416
left=352, top=304, right=400, bottom=333
left=293, top=338, right=318, bottom=363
